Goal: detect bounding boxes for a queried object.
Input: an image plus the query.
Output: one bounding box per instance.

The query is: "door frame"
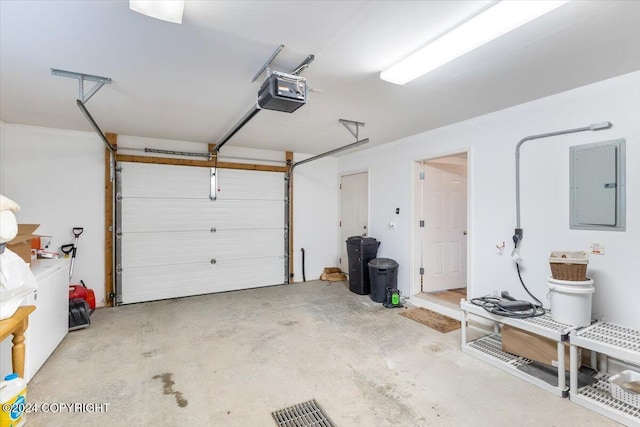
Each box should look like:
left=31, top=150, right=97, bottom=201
left=338, top=168, right=370, bottom=271
left=410, top=149, right=471, bottom=318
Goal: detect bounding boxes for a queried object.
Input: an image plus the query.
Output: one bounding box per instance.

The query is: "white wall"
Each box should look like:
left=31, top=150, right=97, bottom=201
left=0, top=124, right=105, bottom=302
left=0, top=126, right=338, bottom=304
left=338, top=70, right=640, bottom=328
left=292, top=154, right=339, bottom=281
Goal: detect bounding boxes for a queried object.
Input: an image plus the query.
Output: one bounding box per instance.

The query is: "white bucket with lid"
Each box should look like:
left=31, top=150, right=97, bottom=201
left=548, top=276, right=594, bottom=287
left=548, top=279, right=594, bottom=327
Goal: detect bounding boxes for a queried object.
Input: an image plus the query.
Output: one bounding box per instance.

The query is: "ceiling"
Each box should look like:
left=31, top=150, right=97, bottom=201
left=1, top=1, right=639, bottom=155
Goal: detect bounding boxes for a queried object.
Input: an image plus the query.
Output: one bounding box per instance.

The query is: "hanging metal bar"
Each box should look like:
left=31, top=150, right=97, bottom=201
left=513, top=121, right=612, bottom=246
left=213, top=105, right=261, bottom=153
left=251, top=44, right=285, bottom=83
left=290, top=138, right=369, bottom=173
left=144, top=148, right=212, bottom=159
left=76, top=100, right=116, bottom=152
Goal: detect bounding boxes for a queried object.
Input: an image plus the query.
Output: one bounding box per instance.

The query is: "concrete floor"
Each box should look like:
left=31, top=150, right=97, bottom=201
left=27, top=280, right=614, bottom=426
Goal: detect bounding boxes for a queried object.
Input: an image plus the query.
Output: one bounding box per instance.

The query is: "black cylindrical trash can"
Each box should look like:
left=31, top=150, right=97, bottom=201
left=368, top=258, right=399, bottom=303
left=346, top=236, right=379, bottom=295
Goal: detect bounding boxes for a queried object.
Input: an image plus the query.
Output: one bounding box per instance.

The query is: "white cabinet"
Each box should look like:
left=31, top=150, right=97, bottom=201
left=0, top=258, right=69, bottom=382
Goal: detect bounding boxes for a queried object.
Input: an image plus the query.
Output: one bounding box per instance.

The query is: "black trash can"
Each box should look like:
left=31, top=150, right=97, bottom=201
left=346, top=236, right=379, bottom=295
left=368, top=258, right=399, bottom=303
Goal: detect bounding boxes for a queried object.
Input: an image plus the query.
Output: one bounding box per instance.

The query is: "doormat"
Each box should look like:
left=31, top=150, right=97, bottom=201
left=272, top=399, right=335, bottom=427
left=399, top=307, right=461, bottom=333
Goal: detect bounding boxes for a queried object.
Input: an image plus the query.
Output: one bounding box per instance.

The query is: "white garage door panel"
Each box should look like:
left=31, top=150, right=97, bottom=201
left=118, top=162, right=286, bottom=304
left=121, top=257, right=284, bottom=304
left=121, top=163, right=284, bottom=201
left=121, top=162, right=209, bottom=198
left=121, top=229, right=284, bottom=269
left=121, top=199, right=284, bottom=232
left=217, top=169, right=284, bottom=200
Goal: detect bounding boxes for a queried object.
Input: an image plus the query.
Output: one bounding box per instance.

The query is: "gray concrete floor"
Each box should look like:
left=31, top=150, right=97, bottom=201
left=27, top=280, right=614, bottom=426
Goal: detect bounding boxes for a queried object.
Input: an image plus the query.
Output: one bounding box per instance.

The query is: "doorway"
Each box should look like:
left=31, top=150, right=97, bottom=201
left=339, top=171, right=368, bottom=273
left=414, top=153, right=468, bottom=314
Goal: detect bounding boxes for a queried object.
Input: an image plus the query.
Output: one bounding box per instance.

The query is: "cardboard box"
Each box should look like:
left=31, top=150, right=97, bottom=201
left=501, top=325, right=579, bottom=370
left=6, top=224, right=40, bottom=264
left=320, top=267, right=347, bottom=282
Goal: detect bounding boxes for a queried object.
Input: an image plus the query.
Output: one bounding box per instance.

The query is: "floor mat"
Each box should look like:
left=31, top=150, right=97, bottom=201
left=399, top=307, right=461, bottom=333
left=272, top=399, right=335, bottom=427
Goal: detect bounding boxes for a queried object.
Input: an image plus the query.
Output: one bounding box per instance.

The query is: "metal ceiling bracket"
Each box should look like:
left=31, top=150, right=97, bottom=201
left=210, top=167, right=217, bottom=201
left=51, top=68, right=112, bottom=104
left=251, top=44, right=285, bottom=83
left=291, top=55, right=315, bottom=76
left=339, top=119, right=366, bottom=141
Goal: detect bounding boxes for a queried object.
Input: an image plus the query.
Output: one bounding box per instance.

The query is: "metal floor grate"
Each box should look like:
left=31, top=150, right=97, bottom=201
left=272, top=399, right=335, bottom=427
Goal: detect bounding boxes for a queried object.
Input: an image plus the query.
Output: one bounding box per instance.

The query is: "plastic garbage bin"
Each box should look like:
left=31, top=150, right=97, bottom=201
left=368, top=258, right=399, bottom=303
left=346, top=236, right=379, bottom=295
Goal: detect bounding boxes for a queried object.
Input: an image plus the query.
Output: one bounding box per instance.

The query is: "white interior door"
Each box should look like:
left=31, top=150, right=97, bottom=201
left=423, top=159, right=467, bottom=292
left=117, top=162, right=285, bottom=304
left=339, top=172, right=368, bottom=272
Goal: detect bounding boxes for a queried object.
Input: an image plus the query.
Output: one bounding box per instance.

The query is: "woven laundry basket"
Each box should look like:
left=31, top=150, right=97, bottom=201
left=549, top=251, right=588, bottom=281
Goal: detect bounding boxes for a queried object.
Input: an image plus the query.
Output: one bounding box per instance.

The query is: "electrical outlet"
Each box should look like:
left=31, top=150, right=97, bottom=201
left=590, top=243, right=605, bottom=255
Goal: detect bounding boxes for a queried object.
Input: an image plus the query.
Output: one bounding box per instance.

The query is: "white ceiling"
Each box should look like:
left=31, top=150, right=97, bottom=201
left=1, top=1, right=639, bottom=155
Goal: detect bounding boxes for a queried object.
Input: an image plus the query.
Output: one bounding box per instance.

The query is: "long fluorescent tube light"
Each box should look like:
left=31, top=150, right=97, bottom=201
left=129, top=0, right=185, bottom=24
left=380, top=0, right=568, bottom=85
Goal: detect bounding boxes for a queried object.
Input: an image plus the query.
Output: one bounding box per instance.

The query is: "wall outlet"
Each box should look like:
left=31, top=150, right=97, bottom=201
left=590, top=243, right=605, bottom=255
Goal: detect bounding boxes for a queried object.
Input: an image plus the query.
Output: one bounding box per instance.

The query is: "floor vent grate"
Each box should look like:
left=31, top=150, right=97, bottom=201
left=272, top=399, right=335, bottom=427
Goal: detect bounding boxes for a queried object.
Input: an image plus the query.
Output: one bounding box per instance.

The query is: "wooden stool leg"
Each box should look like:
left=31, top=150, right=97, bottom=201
left=11, top=318, right=29, bottom=378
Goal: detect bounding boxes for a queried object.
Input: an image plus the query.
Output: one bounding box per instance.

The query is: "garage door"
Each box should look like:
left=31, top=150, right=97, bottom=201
left=116, top=162, right=285, bottom=304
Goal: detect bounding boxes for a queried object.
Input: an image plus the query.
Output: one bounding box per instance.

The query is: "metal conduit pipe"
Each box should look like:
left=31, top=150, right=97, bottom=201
left=284, top=138, right=370, bottom=284
left=513, top=121, right=612, bottom=247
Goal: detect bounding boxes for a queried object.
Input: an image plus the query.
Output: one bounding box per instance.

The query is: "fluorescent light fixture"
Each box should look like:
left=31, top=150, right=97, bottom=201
left=129, top=0, right=185, bottom=24
left=380, top=0, right=568, bottom=85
